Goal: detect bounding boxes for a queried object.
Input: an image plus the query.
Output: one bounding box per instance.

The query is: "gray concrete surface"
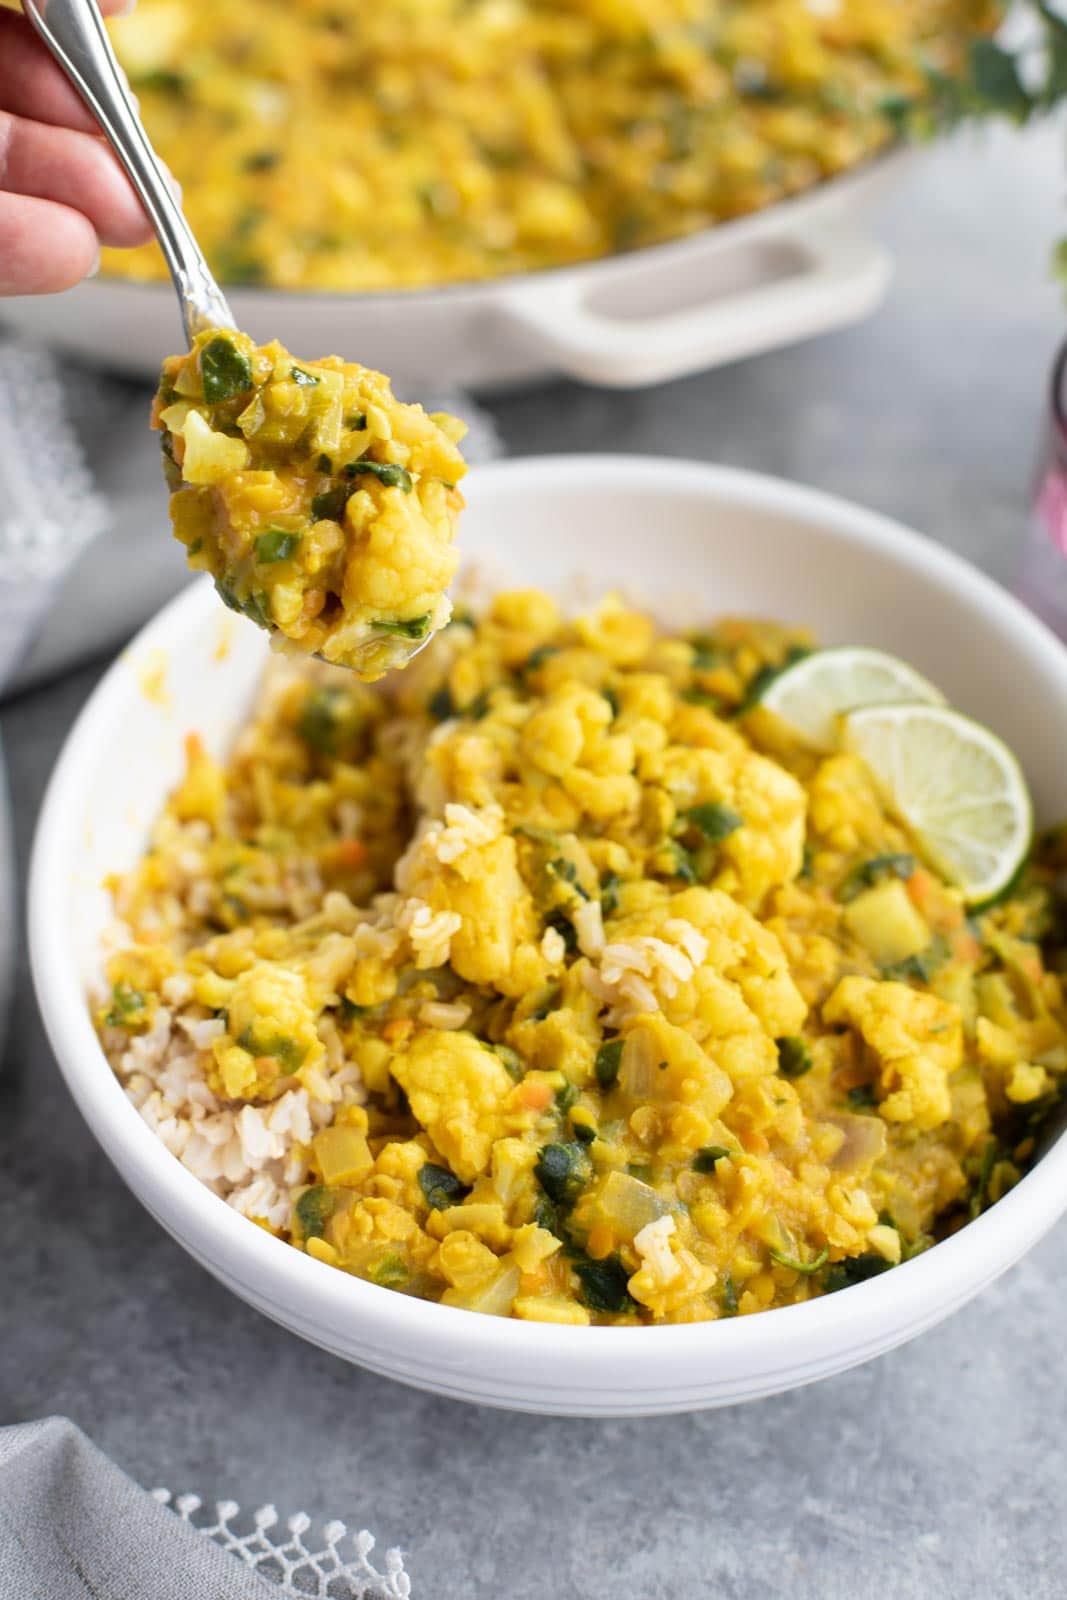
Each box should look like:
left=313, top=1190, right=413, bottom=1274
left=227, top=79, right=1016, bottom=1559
left=3, top=120, right=1067, bottom=1598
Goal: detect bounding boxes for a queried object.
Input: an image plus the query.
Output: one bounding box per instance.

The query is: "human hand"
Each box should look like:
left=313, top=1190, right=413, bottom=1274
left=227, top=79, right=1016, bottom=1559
left=1, top=0, right=154, bottom=294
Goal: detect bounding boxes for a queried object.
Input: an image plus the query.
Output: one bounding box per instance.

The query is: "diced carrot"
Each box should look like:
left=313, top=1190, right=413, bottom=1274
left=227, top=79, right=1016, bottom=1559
left=906, top=868, right=935, bottom=909
left=517, top=1078, right=553, bottom=1112
left=325, top=837, right=367, bottom=869
left=382, top=1018, right=413, bottom=1044
left=184, top=731, right=205, bottom=765
left=952, top=932, right=982, bottom=964
left=741, top=1128, right=769, bottom=1155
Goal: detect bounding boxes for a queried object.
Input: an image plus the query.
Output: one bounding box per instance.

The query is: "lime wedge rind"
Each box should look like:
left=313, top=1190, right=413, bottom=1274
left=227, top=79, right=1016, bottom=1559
left=840, top=703, right=1033, bottom=907
left=758, top=646, right=946, bottom=751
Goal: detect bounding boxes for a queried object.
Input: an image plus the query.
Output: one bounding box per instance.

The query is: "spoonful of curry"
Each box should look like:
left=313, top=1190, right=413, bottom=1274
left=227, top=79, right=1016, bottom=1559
left=23, top=0, right=467, bottom=680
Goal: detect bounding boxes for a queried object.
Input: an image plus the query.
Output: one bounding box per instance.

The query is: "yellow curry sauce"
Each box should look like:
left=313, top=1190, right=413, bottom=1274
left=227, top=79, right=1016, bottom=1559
left=105, top=0, right=998, bottom=293
left=97, top=596, right=1067, bottom=1324
left=155, top=330, right=467, bottom=677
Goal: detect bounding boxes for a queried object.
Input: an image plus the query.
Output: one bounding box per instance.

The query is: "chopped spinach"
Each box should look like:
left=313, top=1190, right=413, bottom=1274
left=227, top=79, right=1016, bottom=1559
left=880, top=933, right=949, bottom=984
left=823, top=1253, right=892, bottom=1293
left=376, top=614, right=431, bottom=640
left=554, top=1078, right=579, bottom=1115
left=370, top=1254, right=408, bottom=1288
left=692, top=1145, right=732, bottom=1174
left=549, top=858, right=590, bottom=900
left=310, top=485, right=350, bottom=523
left=534, top=1142, right=592, bottom=1209
left=543, top=909, right=578, bottom=955
left=345, top=411, right=367, bottom=430
left=296, top=1185, right=334, bottom=1240
left=104, top=981, right=146, bottom=1029
left=732, top=646, right=811, bottom=717
left=254, top=529, right=299, bottom=564
left=600, top=874, right=623, bottom=915
left=298, top=684, right=362, bottom=756
left=721, top=1273, right=739, bottom=1316
left=236, top=1027, right=306, bottom=1070
left=531, top=983, right=561, bottom=1022
left=290, top=365, right=321, bottom=386
left=969, top=1138, right=998, bottom=1220
left=594, top=1037, right=625, bottom=1089
left=523, top=644, right=560, bottom=675
left=573, top=1253, right=636, bottom=1314
left=492, top=1044, right=525, bottom=1082
left=200, top=335, right=253, bottom=404
left=682, top=802, right=743, bottom=843
left=681, top=688, right=724, bottom=712
left=846, top=1084, right=879, bottom=1110
left=776, top=1035, right=813, bottom=1078
left=343, top=460, right=413, bottom=492
left=214, top=581, right=270, bottom=629
left=688, top=635, right=722, bottom=672
left=769, top=1245, right=828, bottom=1276
left=839, top=853, right=916, bottom=902
left=664, top=840, right=698, bottom=884
left=427, top=684, right=455, bottom=722
left=131, top=68, right=187, bottom=94
left=418, top=1162, right=469, bottom=1212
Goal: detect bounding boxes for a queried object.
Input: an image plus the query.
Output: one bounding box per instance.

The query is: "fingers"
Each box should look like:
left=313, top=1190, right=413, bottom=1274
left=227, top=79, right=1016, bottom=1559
left=0, top=110, right=153, bottom=246
left=0, top=190, right=99, bottom=295
left=0, top=7, right=138, bottom=136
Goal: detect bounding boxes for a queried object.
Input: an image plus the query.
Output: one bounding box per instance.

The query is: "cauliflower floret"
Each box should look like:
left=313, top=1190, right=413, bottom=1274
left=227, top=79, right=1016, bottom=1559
left=672, top=887, right=808, bottom=1041
left=212, top=961, right=323, bottom=1100
left=340, top=480, right=459, bottom=619
left=659, top=743, right=806, bottom=908
left=823, top=976, right=963, bottom=1131
left=807, top=753, right=901, bottom=856
left=401, top=829, right=546, bottom=996
left=633, top=1214, right=680, bottom=1283
left=391, top=1030, right=515, bottom=1182
left=628, top=1212, right=717, bottom=1318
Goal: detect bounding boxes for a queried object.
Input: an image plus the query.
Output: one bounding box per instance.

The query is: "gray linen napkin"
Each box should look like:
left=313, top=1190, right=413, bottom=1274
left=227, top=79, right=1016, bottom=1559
left=0, top=1418, right=411, bottom=1599
left=0, top=1417, right=279, bottom=1599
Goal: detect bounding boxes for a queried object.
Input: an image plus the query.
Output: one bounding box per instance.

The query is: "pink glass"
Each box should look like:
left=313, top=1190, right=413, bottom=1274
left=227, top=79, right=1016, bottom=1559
left=1020, top=343, right=1067, bottom=637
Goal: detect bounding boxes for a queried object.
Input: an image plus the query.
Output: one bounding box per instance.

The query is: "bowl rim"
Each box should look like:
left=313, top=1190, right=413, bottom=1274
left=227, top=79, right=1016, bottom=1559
left=29, top=453, right=1067, bottom=1376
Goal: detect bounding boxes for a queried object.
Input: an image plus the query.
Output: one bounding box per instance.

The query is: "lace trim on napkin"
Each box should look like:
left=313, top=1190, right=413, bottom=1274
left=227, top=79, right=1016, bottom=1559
left=153, top=1490, right=411, bottom=1598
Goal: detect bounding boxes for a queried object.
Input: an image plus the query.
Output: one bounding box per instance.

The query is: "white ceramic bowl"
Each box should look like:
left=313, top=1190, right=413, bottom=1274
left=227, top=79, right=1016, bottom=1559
left=30, top=456, right=1067, bottom=1415
left=2, top=161, right=897, bottom=390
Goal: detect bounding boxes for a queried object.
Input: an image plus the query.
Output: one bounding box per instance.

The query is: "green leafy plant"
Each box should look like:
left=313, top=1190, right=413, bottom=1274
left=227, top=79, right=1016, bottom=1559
left=886, top=5, right=1067, bottom=134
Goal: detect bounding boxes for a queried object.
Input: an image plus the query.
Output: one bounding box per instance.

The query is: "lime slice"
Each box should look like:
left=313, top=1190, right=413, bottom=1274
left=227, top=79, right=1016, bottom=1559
left=840, top=704, right=1033, bottom=906
left=758, top=647, right=946, bottom=750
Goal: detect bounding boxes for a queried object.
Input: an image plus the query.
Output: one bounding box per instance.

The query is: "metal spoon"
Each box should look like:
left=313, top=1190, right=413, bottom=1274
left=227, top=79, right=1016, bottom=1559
left=23, top=0, right=436, bottom=674
left=23, top=0, right=234, bottom=342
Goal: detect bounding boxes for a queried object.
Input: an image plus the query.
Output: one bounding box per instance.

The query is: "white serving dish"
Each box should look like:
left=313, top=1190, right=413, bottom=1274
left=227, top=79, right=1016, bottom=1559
left=3, top=161, right=899, bottom=390
left=30, top=455, right=1067, bottom=1415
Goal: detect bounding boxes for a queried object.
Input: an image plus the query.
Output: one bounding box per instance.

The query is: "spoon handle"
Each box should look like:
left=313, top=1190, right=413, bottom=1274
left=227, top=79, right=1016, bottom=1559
left=22, top=0, right=235, bottom=342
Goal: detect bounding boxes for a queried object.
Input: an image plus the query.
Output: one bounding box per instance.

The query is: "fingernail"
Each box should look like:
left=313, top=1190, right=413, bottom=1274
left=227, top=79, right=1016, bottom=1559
left=87, top=248, right=101, bottom=280
left=164, top=165, right=183, bottom=205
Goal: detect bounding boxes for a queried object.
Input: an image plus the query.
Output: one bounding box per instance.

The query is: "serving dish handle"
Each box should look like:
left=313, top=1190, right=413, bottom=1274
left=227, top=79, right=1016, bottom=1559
left=497, top=222, right=891, bottom=388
